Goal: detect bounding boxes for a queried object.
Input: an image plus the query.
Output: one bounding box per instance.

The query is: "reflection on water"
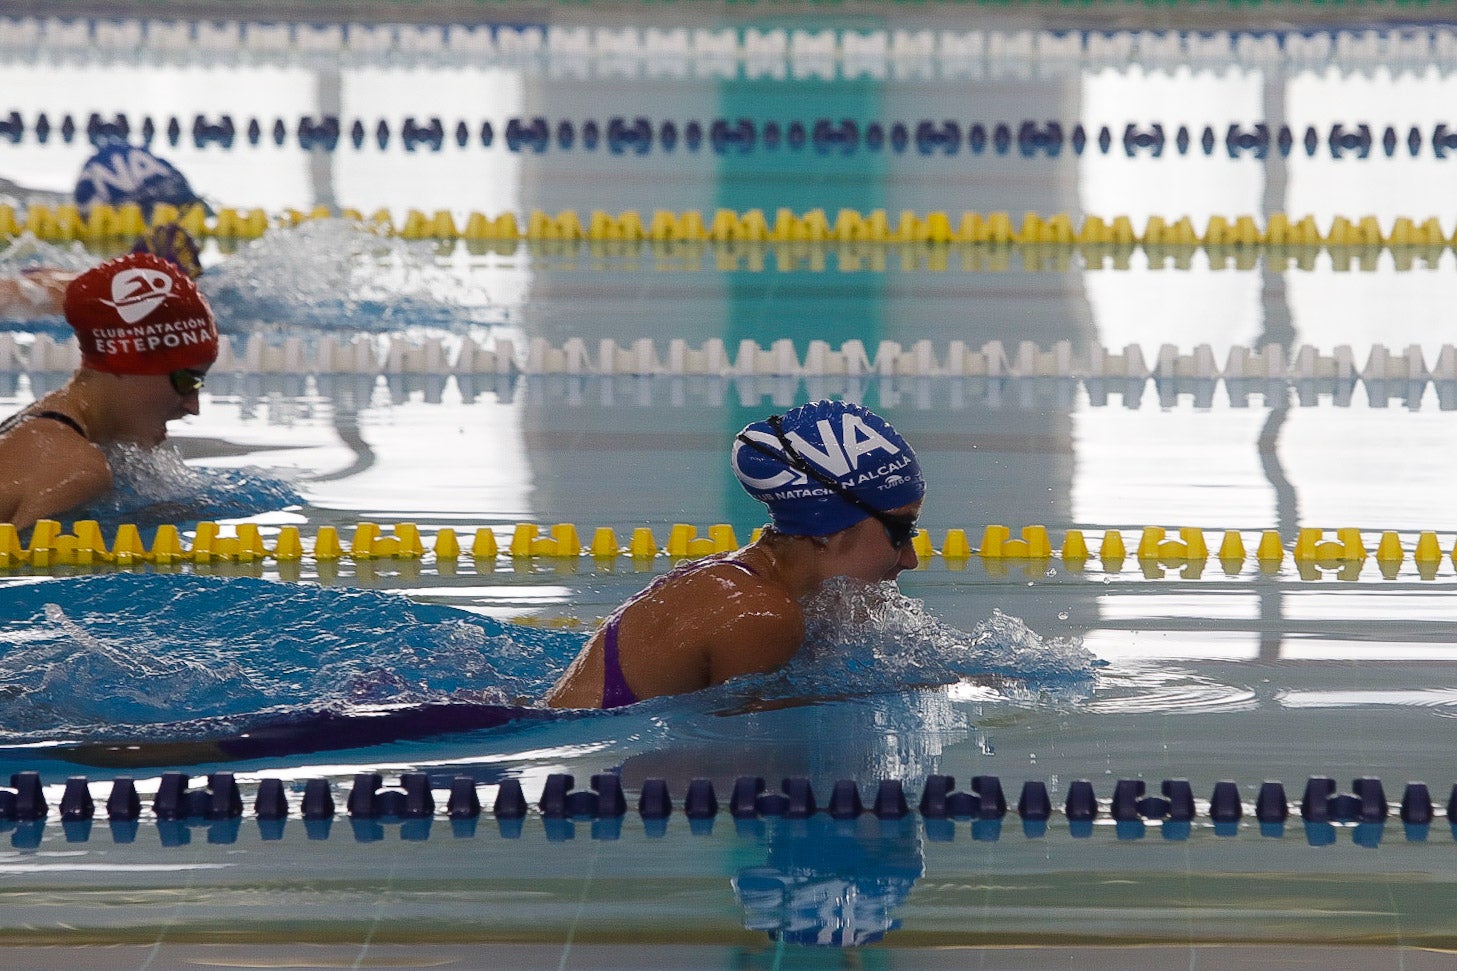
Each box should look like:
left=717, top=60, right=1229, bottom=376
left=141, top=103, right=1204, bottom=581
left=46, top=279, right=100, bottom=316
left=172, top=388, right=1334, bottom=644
left=734, top=815, right=923, bottom=947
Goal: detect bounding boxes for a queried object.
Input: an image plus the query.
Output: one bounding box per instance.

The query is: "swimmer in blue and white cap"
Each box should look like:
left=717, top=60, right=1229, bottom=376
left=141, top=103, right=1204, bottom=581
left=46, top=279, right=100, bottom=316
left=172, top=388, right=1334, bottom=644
left=74, top=140, right=205, bottom=220
left=547, top=399, right=924, bottom=710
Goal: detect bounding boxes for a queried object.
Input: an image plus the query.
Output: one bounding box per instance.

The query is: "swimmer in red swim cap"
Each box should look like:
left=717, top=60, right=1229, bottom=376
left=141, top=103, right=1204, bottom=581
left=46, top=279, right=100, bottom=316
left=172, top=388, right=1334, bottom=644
left=0, top=251, right=218, bottom=530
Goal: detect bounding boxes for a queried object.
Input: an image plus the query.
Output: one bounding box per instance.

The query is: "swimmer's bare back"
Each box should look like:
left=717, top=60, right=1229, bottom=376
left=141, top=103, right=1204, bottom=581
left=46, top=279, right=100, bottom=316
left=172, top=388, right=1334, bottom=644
left=545, top=549, right=804, bottom=708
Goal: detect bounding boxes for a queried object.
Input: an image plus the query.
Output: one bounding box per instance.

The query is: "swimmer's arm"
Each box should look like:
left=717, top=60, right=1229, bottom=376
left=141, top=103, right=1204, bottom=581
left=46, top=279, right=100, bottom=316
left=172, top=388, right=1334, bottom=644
left=7, top=467, right=112, bottom=532
left=0, top=270, right=72, bottom=317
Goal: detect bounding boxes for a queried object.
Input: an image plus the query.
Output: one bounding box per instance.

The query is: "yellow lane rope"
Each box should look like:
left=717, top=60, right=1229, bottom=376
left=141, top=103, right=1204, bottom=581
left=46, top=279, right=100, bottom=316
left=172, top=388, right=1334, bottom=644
left=3, top=203, right=1454, bottom=249
left=4, top=519, right=1453, bottom=578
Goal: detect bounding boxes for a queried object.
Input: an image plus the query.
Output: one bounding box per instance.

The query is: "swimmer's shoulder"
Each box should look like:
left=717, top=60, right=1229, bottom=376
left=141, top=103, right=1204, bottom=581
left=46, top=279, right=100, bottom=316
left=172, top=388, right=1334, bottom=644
left=680, top=556, right=804, bottom=650
left=671, top=553, right=797, bottom=605
left=612, top=554, right=804, bottom=693
left=0, top=415, right=111, bottom=527
left=1, top=410, right=100, bottom=458
left=633, top=554, right=801, bottom=637
left=701, top=585, right=804, bottom=683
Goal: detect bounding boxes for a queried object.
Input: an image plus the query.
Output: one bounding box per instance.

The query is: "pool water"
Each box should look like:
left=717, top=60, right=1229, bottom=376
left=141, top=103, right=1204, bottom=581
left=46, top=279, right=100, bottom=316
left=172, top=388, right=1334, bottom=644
left=5, top=6, right=1457, bottom=968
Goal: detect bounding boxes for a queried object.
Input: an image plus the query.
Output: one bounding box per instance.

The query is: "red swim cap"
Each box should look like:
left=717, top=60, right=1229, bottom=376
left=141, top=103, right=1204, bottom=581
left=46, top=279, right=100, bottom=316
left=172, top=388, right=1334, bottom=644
left=64, top=252, right=218, bottom=376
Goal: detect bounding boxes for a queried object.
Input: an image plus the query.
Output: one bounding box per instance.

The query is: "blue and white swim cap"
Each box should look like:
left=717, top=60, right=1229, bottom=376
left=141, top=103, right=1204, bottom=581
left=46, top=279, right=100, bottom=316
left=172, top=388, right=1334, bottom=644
left=74, top=142, right=202, bottom=217
left=732, top=400, right=924, bottom=536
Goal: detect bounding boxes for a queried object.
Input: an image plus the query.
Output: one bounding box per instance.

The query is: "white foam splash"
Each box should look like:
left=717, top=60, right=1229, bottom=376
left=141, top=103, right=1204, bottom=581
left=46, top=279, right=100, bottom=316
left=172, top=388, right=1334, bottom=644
left=0, top=232, right=94, bottom=274
left=81, top=443, right=301, bottom=525
left=761, top=578, right=1099, bottom=702
left=200, top=219, right=495, bottom=330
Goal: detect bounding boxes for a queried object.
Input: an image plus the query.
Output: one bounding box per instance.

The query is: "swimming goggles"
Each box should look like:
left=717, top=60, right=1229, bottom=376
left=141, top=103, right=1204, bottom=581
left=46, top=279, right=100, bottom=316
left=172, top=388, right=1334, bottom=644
left=169, top=368, right=207, bottom=396
left=737, top=413, right=921, bottom=551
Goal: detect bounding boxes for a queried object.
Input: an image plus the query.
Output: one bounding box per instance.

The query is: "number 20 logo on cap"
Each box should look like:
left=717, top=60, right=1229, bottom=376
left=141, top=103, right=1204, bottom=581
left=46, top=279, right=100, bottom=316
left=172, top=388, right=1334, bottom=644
left=101, top=267, right=175, bottom=324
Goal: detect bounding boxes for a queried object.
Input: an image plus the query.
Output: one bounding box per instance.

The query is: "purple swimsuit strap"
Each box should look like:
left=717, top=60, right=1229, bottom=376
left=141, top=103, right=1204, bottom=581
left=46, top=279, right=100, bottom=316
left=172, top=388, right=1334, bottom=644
left=599, top=557, right=759, bottom=709
left=599, top=616, right=637, bottom=709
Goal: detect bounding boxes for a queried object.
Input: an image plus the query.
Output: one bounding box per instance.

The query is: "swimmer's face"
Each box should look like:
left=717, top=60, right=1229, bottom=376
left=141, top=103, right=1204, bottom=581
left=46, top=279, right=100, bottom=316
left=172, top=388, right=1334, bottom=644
left=826, top=499, right=923, bottom=583
left=112, top=371, right=204, bottom=446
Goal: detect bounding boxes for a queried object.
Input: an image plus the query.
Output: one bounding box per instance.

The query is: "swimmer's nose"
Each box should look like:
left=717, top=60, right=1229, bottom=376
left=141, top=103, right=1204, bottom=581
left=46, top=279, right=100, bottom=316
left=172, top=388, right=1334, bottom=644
left=179, top=394, right=201, bottom=417
left=895, top=540, right=919, bottom=574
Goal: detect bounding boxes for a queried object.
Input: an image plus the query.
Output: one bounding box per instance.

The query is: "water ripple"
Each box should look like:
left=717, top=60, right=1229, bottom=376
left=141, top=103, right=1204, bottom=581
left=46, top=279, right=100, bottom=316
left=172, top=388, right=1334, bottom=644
left=1085, top=661, right=1260, bottom=715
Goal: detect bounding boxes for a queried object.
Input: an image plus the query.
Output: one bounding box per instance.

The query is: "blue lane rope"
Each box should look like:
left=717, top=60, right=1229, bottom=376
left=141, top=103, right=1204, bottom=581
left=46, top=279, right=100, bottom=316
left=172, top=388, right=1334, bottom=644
left=1, top=111, right=1451, bottom=160
left=0, top=770, right=1449, bottom=847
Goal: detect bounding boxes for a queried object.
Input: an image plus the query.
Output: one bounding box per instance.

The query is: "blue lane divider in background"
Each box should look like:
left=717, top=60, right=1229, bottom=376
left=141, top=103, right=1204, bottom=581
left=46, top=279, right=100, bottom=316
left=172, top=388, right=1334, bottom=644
left=0, top=769, right=1449, bottom=847
left=3, top=109, right=1456, bottom=160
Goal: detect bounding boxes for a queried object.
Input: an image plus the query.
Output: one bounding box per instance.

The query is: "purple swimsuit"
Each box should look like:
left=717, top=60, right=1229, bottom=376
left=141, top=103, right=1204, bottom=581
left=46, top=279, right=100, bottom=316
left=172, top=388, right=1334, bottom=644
left=600, top=557, right=758, bottom=709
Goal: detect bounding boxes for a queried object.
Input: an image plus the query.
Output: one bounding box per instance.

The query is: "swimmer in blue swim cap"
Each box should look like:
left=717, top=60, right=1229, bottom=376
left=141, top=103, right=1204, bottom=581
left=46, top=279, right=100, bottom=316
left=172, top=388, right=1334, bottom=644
left=547, top=399, right=924, bottom=709
left=74, top=140, right=205, bottom=220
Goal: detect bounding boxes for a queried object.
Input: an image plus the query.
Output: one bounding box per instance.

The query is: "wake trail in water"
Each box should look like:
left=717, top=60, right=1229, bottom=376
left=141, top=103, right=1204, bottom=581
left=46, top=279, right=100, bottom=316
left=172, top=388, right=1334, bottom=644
left=0, top=574, right=575, bottom=741
left=0, top=574, right=1099, bottom=749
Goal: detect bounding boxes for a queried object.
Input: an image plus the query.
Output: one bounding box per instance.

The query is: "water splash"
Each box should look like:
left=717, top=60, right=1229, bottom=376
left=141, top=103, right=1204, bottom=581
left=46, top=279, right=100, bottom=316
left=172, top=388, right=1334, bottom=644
left=200, top=219, right=498, bottom=332
left=70, top=443, right=302, bottom=527
left=0, top=574, right=579, bottom=740
left=748, top=578, right=1100, bottom=703
left=0, top=572, right=1100, bottom=749
left=0, top=233, right=93, bottom=325
left=0, top=233, right=94, bottom=276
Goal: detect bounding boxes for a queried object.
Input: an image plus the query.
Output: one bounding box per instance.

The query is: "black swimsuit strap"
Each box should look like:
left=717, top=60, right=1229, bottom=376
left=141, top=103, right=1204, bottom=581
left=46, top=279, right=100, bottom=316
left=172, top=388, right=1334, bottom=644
left=0, top=409, right=87, bottom=439
left=35, top=410, right=86, bottom=438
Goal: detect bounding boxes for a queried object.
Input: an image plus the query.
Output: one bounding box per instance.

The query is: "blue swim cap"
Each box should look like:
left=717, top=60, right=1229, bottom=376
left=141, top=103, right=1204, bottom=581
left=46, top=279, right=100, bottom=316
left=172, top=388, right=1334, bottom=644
left=74, top=142, right=202, bottom=217
left=731, top=400, right=924, bottom=537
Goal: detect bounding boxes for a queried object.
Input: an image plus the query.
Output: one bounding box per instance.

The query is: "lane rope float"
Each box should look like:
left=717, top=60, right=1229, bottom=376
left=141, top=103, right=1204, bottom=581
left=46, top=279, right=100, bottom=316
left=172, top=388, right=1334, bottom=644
left=6, top=335, right=1457, bottom=385
left=6, top=204, right=1457, bottom=249
left=4, top=17, right=1456, bottom=77
left=0, top=769, right=1449, bottom=849
left=4, top=108, right=1452, bottom=162
left=4, top=520, right=1455, bottom=580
